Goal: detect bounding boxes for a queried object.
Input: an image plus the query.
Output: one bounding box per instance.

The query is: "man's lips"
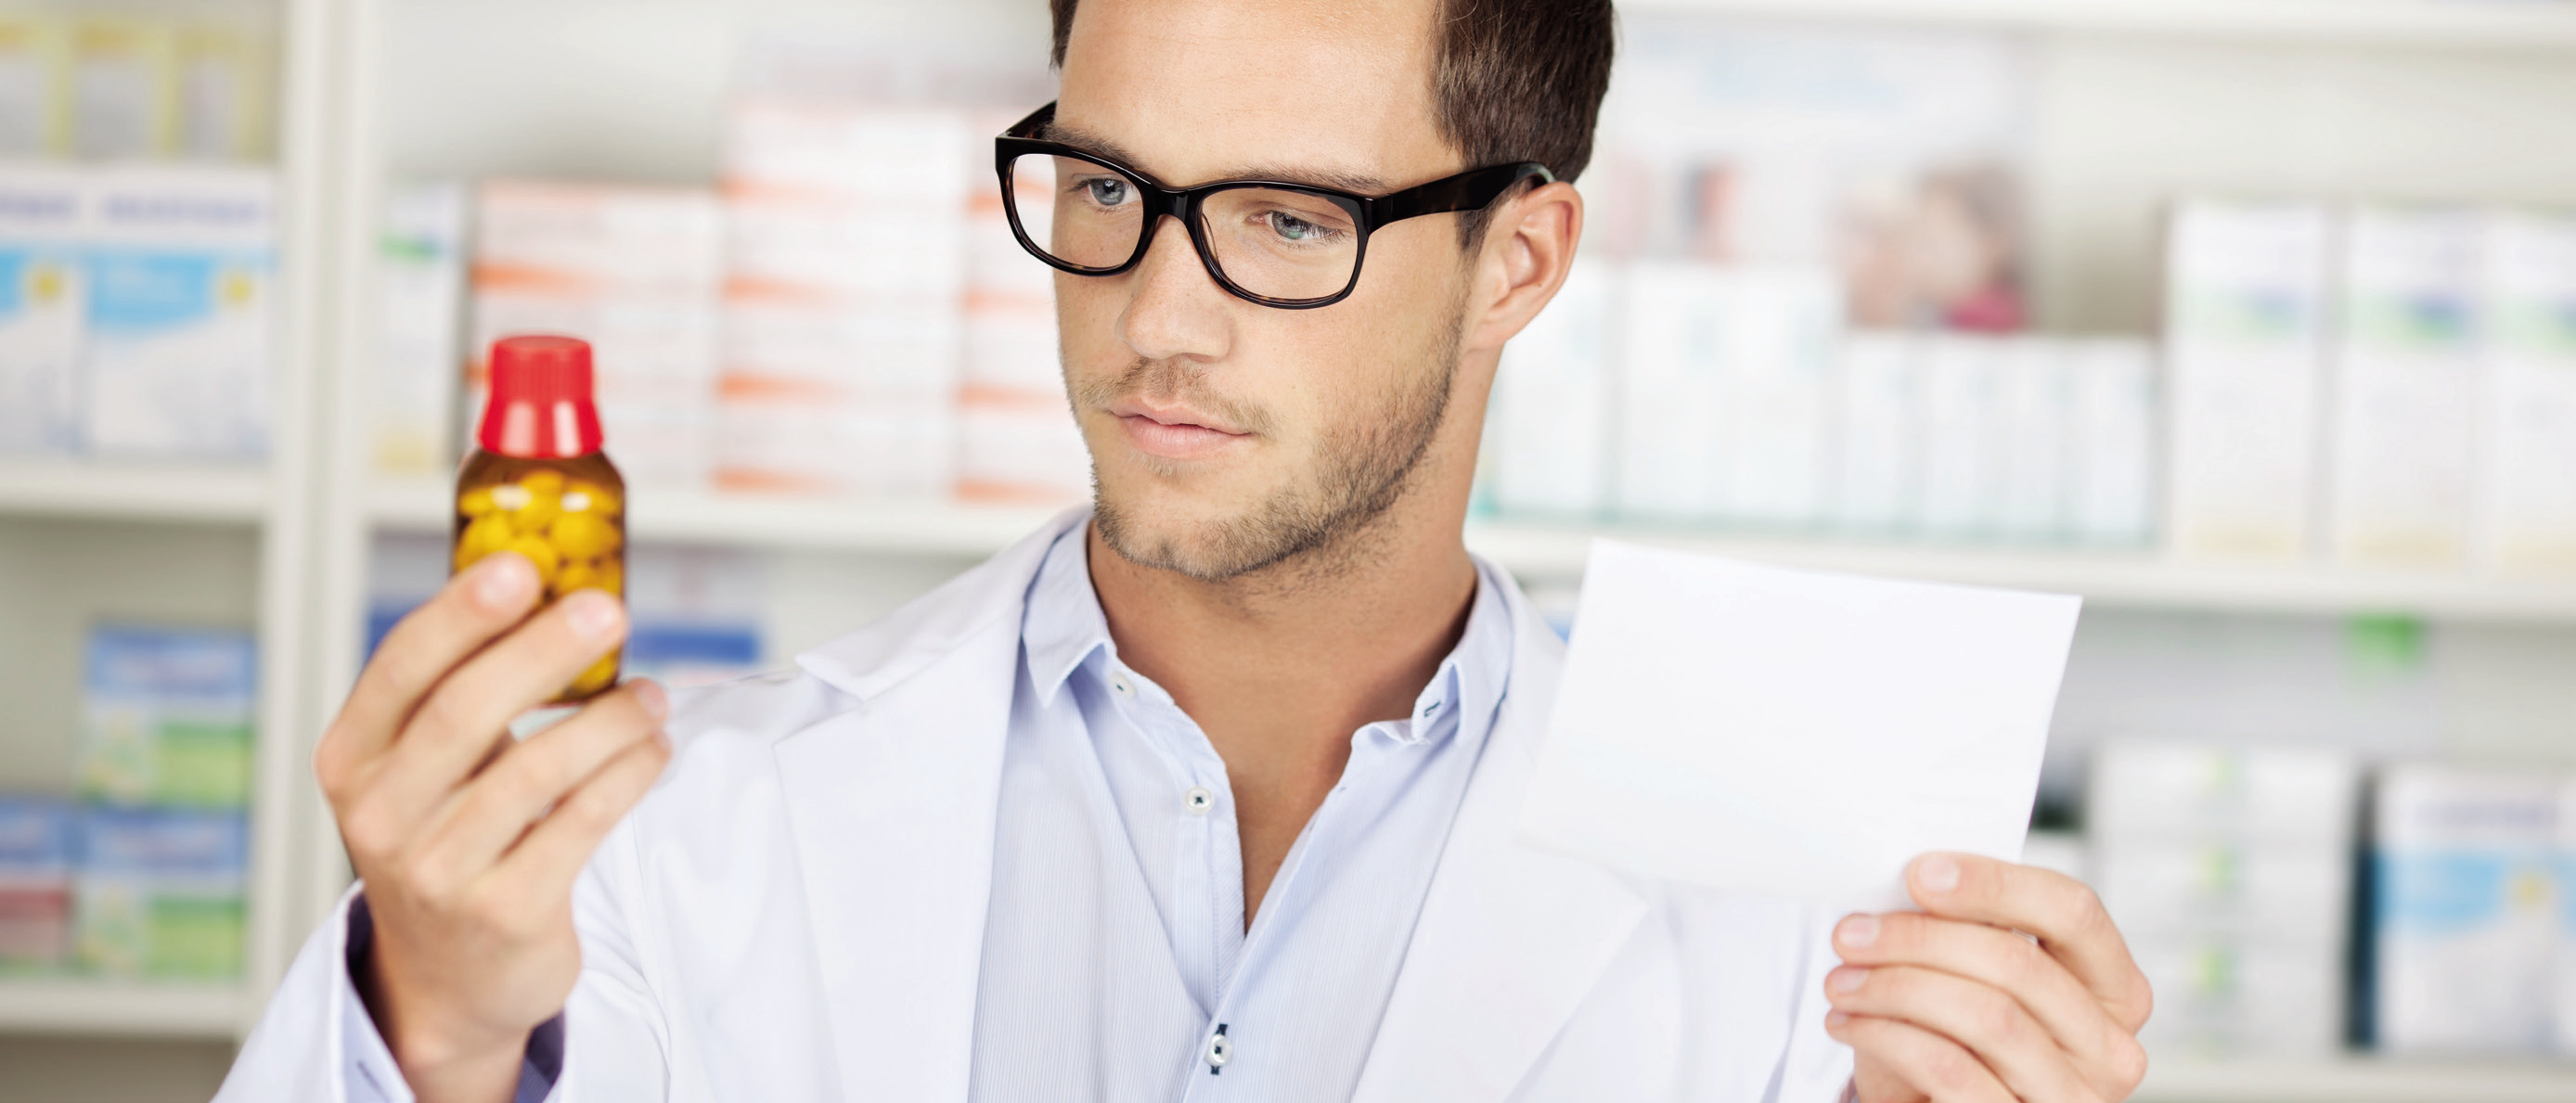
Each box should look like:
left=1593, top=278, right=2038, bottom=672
left=1107, top=399, right=1250, bottom=460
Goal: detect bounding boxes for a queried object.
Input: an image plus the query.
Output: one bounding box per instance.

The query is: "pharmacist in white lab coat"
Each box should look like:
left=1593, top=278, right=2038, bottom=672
left=218, top=1, right=2154, bottom=1100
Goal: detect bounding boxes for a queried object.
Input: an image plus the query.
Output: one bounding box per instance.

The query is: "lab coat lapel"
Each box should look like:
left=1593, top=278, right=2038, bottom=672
left=1351, top=582, right=1651, bottom=1103
left=773, top=507, right=1083, bottom=1102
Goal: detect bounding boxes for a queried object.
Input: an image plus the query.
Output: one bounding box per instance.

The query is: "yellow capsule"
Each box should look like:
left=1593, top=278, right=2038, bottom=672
left=591, top=558, right=625, bottom=596
left=557, top=558, right=604, bottom=595
left=503, top=534, right=562, bottom=589
left=490, top=483, right=532, bottom=512
left=457, top=513, right=513, bottom=561
left=457, top=487, right=496, bottom=518
left=549, top=512, right=620, bottom=560
left=521, top=469, right=566, bottom=497
left=565, top=480, right=621, bottom=516
left=511, top=489, right=561, bottom=534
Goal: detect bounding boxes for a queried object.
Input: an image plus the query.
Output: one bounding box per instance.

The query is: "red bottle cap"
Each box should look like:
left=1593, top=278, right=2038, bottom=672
left=477, top=335, right=605, bottom=458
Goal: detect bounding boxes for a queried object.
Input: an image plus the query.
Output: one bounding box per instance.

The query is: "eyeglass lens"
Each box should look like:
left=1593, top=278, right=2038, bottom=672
left=1008, top=153, right=1361, bottom=301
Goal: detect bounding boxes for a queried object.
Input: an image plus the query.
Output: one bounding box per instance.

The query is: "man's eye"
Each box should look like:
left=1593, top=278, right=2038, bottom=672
left=1268, top=212, right=1324, bottom=241
left=1083, top=178, right=1131, bottom=207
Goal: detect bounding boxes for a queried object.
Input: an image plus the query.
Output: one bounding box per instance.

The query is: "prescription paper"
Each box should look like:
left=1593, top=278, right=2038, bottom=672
left=1517, top=541, right=2080, bottom=910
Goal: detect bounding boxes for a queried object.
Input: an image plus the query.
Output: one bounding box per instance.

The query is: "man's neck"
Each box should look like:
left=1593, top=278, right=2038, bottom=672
left=1086, top=476, right=1480, bottom=922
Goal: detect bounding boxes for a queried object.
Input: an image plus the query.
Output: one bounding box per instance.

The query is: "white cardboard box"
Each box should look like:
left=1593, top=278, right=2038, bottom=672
left=1488, top=259, right=1616, bottom=519
left=2165, top=199, right=2331, bottom=561
left=370, top=180, right=466, bottom=475
left=81, top=164, right=274, bottom=458
left=2372, top=764, right=2558, bottom=1055
left=2328, top=205, right=2482, bottom=568
left=2067, top=339, right=2158, bottom=546
left=2476, top=211, right=2576, bottom=574
left=0, top=162, right=86, bottom=455
left=1916, top=334, right=2003, bottom=540
left=1829, top=332, right=1920, bottom=534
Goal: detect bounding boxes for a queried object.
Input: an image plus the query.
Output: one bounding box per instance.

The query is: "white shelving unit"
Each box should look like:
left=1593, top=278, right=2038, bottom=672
left=0, top=460, right=270, bottom=525
left=372, top=478, right=2576, bottom=623
left=2137, top=1056, right=2576, bottom=1103
left=0, top=980, right=247, bottom=1038
left=0, top=0, right=2570, bottom=1098
left=1636, top=0, right=2576, bottom=51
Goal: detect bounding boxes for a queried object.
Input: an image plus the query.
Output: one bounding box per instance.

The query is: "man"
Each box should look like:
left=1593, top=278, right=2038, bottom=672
left=221, top=0, right=2152, bottom=1099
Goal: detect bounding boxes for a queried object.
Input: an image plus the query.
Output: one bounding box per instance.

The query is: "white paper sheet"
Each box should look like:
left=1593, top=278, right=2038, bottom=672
left=1517, top=541, right=2081, bottom=910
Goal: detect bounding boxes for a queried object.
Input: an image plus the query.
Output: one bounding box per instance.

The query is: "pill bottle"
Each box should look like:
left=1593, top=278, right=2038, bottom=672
left=453, top=335, right=625, bottom=703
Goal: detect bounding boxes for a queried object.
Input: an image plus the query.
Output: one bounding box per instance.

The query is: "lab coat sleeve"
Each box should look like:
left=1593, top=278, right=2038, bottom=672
left=1768, top=906, right=1858, bottom=1103
left=550, top=816, right=674, bottom=1098
left=214, top=818, right=671, bottom=1103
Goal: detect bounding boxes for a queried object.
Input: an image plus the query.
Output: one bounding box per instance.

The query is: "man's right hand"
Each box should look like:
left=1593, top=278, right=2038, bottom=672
left=314, top=551, right=672, bottom=1103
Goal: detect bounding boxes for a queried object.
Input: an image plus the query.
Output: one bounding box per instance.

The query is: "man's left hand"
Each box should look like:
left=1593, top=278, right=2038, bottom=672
left=1823, top=853, right=2154, bottom=1103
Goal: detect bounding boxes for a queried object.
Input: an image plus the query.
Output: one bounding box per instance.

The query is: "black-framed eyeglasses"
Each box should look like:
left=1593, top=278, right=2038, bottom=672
left=995, top=102, right=1553, bottom=309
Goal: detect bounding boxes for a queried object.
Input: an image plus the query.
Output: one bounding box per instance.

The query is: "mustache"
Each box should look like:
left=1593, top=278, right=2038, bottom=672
left=1075, top=356, right=1278, bottom=437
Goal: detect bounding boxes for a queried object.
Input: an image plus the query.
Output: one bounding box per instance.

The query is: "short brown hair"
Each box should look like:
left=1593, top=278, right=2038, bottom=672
left=1048, top=0, right=1616, bottom=186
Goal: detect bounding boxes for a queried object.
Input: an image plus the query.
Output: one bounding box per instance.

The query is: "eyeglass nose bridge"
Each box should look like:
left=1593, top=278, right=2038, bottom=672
left=1118, top=187, right=1305, bottom=308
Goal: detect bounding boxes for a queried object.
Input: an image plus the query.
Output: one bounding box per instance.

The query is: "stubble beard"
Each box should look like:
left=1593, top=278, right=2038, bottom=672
left=1084, top=301, right=1466, bottom=586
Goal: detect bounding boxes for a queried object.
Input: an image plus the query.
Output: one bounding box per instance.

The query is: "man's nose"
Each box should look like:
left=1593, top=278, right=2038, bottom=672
left=1119, top=213, right=1234, bottom=365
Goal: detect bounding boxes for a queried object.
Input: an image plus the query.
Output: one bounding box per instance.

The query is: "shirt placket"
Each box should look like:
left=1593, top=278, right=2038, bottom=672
left=1104, top=663, right=1243, bottom=1019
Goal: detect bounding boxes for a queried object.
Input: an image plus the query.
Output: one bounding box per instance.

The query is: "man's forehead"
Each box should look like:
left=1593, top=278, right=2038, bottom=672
left=1053, top=0, right=1454, bottom=191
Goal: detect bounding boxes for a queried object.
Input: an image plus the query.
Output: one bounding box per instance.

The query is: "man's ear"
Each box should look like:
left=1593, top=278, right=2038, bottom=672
left=1462, top=179, right=1585, bottom=354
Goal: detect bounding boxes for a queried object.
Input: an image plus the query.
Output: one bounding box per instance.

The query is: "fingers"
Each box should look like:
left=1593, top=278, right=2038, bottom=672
left=1834, top=910, right=2144, bottom=1091
left=406, top=681, right=670, bottom=891
left=351, top=590, right=629, bottom=853
left=1907, top=853, right=2155, bottom=1032
left=317, top=554, right=542, bottom=788
left=484, top=729, right=672, bottom=899
left=1828, top=1012, right=2015, bottom=1103
left=1825, top=964, right=2104, bottom=1103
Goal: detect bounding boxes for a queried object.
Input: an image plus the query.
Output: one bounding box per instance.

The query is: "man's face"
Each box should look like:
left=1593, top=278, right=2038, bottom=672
left=1052, top=0, right=1475, bottom=582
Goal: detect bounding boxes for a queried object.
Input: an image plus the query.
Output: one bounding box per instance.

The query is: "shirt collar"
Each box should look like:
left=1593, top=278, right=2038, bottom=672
left=1019, top=519, right=1517, bottom=745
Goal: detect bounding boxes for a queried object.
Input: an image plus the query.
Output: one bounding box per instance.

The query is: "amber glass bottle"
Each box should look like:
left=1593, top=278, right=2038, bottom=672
left=454, top=335, right=625, bottom=703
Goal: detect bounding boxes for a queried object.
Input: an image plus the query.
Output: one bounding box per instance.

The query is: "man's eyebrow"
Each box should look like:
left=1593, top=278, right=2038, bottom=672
left=1037, top=122, right=1393, bottom=195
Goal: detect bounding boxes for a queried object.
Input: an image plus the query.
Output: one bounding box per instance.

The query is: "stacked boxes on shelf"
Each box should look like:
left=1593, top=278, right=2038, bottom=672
left=2167, top=199, right=2576, bottom=574
left=959, top=109, right=1086, bottom=505
left=715, top=99, right=965, bottom=497
left=0, top=798, right=72, bottom=972
left=66, top=625, right=255, bottom=980
left=2367, top=765, right=2557, bottom=1054
left=470, top=181, right=723, bottom=489
left=0, top=164, right=277, bottom=460
left=2090, top=742, right=2360, bottom=1057
left=1480, top=275, right=2159, bottom=548
left=366, top=533, right=766, bottom=691
left=0, top=14, right=271, bottom=162
left=369, top=181, right=469, bottom=477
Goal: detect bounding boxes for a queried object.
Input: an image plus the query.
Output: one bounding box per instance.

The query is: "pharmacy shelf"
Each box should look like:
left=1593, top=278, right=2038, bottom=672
left=369, top=476, right=1064, bottom=557
left=0, top=979, right=247, bottom=1038
left=2135, top=1056, right=2576, bottom=1103
left=1631, top=0, right=2576, bottom=52
left=1466, top=522, right=2576, bottom=622
left=0, top=460, right=270, bottom=526
left=369, top=480, right=2576, bottom=622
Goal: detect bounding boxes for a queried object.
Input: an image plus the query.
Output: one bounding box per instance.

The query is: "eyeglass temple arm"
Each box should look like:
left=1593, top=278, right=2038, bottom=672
left=1370, top=162, right=1553, bottom=225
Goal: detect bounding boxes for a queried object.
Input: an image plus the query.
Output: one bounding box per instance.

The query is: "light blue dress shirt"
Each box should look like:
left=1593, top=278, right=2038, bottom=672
left=337, top=521, right=1513, bottom=1102
left=969, top=523, right=1513, bottom=1101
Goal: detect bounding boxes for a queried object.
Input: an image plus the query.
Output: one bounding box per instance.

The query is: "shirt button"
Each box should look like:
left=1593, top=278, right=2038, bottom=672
left=1206, top=1030, right=1230, bottom=1070
left=1184, top=786, right=1214, bottom=814
left=1110, top=674, right=1135, bottom=699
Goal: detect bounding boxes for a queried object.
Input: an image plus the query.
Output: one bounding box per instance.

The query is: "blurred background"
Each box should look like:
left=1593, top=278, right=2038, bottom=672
left=3, top=0, right=2576, bottom=1098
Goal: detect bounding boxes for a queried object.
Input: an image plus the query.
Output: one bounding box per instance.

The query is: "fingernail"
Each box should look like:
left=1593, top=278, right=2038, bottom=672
left=474, top=554, right=535, bottom=609
left=1828, top=968, right=1869, bottom=994
left=1917, top=854, right=1962, bottom=895
left=633, top=679, right=668, bottom=722
left=1837, top=914, right=1879, bottom=949
left=564, top=590, right=625, bottom=640
left=1825, top=1010, right=1850, bottom=1030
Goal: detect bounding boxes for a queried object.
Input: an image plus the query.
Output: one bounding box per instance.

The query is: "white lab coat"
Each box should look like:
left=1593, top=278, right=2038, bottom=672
left=219, top=510, right=1856, bottom=1102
